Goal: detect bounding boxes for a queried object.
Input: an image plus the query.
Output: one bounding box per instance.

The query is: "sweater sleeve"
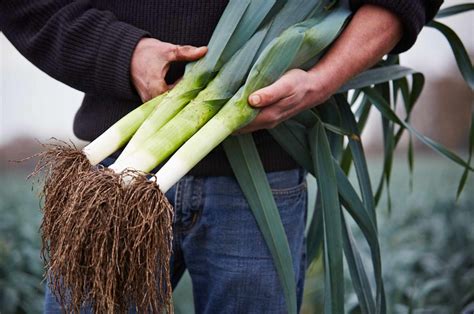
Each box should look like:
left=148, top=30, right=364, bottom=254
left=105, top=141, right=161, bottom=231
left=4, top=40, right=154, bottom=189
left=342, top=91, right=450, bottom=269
left=351, top=0, right=444, bottom=53
left=0, top=0, right=149, bottom=99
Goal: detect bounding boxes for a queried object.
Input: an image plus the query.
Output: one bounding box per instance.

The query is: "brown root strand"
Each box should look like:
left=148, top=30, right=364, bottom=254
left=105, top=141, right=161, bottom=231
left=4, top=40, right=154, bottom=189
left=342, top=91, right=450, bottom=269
left=32, top=142, right=174, bottom=313
left=122, top=172, right=174, bottom=313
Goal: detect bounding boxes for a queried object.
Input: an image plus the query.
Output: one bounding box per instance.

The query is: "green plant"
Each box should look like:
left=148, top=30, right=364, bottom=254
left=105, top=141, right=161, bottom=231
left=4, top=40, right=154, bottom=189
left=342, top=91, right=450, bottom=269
left=223, top=4, right=473, bottom=314
left=0, top=172, right=44, bottom=314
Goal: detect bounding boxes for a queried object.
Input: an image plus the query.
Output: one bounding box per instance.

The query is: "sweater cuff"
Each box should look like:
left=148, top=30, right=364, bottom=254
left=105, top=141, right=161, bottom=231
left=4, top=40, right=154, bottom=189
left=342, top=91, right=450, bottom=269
left=95, top=21, right=149, bottom=99
left=351, top=0, right=426, bottom=54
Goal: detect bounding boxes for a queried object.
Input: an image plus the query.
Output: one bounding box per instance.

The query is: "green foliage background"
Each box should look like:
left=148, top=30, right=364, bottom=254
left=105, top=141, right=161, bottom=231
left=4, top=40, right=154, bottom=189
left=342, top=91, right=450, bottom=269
left=1, top=156, right=472, bottom=313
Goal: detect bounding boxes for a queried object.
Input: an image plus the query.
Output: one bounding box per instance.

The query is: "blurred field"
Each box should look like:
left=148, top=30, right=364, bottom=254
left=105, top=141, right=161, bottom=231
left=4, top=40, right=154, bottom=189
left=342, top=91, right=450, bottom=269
left=0, top=155, right=473, bottom=313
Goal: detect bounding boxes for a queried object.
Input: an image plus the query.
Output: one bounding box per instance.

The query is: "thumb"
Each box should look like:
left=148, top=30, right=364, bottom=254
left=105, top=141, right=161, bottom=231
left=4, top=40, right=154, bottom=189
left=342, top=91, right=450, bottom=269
left=248, top=81, right=289, bottom=108
left=170, top=45, right=207, bottom=62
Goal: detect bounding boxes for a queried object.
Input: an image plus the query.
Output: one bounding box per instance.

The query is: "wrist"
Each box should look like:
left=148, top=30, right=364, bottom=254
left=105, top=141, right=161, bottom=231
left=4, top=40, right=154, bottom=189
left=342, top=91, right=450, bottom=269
left=305, top=67, right=341, bottom=103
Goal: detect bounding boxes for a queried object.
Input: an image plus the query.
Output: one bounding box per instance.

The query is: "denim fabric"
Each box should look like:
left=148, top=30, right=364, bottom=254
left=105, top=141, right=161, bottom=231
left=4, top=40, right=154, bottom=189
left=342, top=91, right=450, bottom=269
left=44, top=166, right=308, bottom=314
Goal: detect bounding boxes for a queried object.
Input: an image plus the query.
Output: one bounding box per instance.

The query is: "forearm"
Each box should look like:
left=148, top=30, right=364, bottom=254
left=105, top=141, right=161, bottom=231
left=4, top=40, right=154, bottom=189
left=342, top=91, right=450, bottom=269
left=307, top=4, right=403, bottom=95
left=242, top=4, right=404, bottom=133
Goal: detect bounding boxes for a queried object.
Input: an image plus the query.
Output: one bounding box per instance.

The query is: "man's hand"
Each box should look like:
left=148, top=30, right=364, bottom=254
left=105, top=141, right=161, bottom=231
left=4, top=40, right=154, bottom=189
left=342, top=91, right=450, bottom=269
left=240, top=4, right=403, bottom=133
left=131, top=38, right=207, bottom=102
left=238, top=69, right=332, bottom=133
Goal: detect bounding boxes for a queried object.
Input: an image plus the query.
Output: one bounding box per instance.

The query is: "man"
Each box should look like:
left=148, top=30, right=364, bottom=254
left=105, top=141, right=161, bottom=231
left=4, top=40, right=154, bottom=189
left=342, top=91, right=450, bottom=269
left=0, top=0, right=442, bottom=312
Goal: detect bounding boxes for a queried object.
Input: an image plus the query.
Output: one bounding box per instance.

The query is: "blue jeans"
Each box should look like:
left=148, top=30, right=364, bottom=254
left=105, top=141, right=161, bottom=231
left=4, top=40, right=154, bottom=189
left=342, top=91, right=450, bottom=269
left=44, top=168, right=308, bottom=313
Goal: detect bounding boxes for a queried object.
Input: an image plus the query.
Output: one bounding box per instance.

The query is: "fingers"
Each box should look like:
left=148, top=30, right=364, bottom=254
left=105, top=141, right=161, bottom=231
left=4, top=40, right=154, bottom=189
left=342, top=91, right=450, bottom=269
left=238, top=97, right=294, bottom=134
left=169, top=45, right=208, bottom=62
left=248, top=73, right=295, bottom=108
left=237, top=109, right=282, bottom=134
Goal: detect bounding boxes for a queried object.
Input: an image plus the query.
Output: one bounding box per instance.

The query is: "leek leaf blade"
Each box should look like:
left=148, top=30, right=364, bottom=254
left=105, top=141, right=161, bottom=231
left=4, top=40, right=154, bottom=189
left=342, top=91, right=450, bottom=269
left=342, top=214, right=375, bottom=314
left=335, top=95, right=376, bottom=227
left=309, top=122, right=344, bottom=314
left=427, top=20, right=474, bottom=90
left=223, top=134, right=297, bottom=314
left=457, top=110, right=474, bottom=199
left=364, top=87, right=474, bottom=171
left=436, top=3, right=474, bottom=18
left=339, top=65, right=417, bottom=92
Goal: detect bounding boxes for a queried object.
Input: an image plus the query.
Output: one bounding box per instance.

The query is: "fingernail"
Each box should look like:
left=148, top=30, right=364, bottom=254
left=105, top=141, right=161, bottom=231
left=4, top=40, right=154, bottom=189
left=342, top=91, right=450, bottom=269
left=249, top=94, right=261, bottom=106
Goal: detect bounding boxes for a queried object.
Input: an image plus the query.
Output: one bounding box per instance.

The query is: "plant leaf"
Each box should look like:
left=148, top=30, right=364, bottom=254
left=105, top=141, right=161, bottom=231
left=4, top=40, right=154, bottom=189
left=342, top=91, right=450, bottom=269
left=436, top=3, right=474, bottom=18
left=306, top=192, right=324, bottom=265
left=428, top=20, right=474, bottom=90
left=342, top=214, right=375, bottom=314
left=270, top=116, right=386, bottom=313
left=334, top=164, right=386, bottom=314
left=269, top=123, right=313, bottom=172
left=364, top=87, right=473, bottom=171
left=335, top=95, right=377, bottom=227
left=308, top=122, right=344, bottom=314
left=377, top=84, right=394, bottom=211
left=339, top=65, right=417, bottom=92
left=223, top=134, right=297, bottom=314
left=457, top=110, right=474, bottom=199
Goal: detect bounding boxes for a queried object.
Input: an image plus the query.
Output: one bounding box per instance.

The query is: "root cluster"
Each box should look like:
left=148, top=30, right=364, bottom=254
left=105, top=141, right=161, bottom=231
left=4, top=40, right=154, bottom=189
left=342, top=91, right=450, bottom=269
left=33, top=143, right=174, bottom=313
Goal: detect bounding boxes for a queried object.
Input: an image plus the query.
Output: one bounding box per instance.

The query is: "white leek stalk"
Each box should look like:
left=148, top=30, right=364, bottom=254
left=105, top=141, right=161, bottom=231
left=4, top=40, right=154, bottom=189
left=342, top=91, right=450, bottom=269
left=81, top=93, right=166, bottom=165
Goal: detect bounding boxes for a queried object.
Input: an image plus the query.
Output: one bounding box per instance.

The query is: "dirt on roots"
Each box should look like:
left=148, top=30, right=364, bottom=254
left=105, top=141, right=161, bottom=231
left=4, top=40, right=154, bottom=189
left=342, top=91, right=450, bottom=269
left=32, top=143, right=174, bottom=313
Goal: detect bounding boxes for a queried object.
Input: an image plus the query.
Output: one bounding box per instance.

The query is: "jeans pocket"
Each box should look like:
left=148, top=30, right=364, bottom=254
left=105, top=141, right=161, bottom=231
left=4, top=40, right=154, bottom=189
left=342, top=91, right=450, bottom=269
left=268, top=168, right=307, bottom=197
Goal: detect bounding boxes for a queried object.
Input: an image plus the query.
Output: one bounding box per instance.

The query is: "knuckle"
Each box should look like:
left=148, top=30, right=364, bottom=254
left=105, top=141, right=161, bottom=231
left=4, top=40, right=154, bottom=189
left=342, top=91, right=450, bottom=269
left=267, top=111, right=282, bottom=123
left=167, top=45, right=180, bottom=60
left=279, top=80, right=295, bottom=94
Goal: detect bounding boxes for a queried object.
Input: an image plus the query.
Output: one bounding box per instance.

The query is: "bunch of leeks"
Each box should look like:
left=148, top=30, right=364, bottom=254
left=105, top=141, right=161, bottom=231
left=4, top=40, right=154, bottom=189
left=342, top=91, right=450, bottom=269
left=36, top=1, right=353, bottom=313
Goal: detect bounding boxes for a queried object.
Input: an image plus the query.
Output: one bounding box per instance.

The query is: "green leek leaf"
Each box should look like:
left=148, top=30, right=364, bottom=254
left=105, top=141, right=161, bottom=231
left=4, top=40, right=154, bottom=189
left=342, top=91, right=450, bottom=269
left=223, top=134, right=297, bottom=314
left=334, top=164, right=386, bottom=314
left=200, top=0, right=251, bottom=71
left=339, top=65, right=417, bottom=92
left=428, top=20, right=474, bottom=90
left=269, top=117, right=387, bottom=313
left=309, top=122, right=344, bottom=314
left=342, top=214, right=375, bottom=314
left=306, top=193, right=323, bottom=266
left=364, top=87, right=473, bottom=171
left=335, top=95, right=376, bottom=227
left=375, top=84, right=394, bottom=211
left=269, top=123, right=313, bottom=172
left=457, top=111, right=474, bottom=199
left=436, top=3, right=474, bottom=18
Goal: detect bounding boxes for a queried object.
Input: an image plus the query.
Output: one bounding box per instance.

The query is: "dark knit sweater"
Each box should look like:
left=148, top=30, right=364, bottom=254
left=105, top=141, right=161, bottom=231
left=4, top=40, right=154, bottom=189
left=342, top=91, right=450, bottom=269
left=0, top=0, right=442, bottom=176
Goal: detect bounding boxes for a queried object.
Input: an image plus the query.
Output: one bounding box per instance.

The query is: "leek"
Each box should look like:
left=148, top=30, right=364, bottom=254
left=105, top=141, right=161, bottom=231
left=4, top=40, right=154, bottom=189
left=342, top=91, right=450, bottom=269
left=81, top=93, right=166, bottom=165
left=154, top=7, right=351, bottom=192
left=110, top=27, right=269, bottom=173
left=111, top=0, right=328, bottom=173
left=118, top=0, right=286, bottom=158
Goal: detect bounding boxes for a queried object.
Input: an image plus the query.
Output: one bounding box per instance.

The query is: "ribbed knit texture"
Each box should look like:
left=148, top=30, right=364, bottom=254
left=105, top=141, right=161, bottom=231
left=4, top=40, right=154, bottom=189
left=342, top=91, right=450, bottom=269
left=1, top=0, right=442, bottom=176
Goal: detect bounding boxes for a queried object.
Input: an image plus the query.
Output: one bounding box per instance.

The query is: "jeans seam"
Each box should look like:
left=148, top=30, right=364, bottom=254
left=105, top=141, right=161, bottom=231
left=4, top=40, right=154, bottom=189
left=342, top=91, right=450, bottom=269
left=175, top=177, right=204, bottom=234
left=271, top=181, right=307, bottom=196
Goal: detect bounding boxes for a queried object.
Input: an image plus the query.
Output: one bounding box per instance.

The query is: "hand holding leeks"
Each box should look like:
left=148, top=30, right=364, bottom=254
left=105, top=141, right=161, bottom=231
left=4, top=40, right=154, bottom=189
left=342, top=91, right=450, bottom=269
left=239, top=4, right=403, bottom=134
left=130, top=38, right=207, bottom=102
